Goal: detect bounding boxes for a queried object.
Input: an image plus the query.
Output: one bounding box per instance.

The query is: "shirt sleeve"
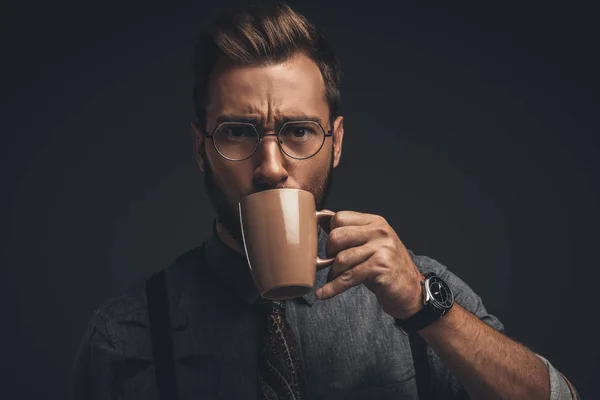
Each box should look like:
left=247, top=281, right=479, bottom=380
left=70, top=308, right=120, bottom=400
left=537, top=354, right=580, bottom=400
left=408, top=250, right=506, bottom=330
left=409, top=251, right=578, bottom=400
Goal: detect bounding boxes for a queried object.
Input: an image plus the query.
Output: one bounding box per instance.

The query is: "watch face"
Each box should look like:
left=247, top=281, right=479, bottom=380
left=428, top=276, right=454, bottom=309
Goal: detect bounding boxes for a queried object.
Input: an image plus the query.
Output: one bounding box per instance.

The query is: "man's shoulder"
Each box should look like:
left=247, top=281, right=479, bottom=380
left=407, top=248, right=505, bottom=332
left=90, top=245, right=205, bottom=328
left=407, top=249, right=475, bottom=298
left=73, top=245, right=207, bottom=368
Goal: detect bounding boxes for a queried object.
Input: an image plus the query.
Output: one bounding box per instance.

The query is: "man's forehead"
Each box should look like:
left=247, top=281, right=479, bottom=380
left=208, top=55, right=326, bottom=105
left=207, top=85, right=328, bottom=125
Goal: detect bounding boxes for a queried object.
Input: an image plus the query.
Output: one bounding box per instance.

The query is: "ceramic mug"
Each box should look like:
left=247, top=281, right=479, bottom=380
left=239, top=188, right=335, bottom=300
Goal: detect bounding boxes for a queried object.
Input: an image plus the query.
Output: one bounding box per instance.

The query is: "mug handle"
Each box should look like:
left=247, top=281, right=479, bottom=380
left=316, top=210, right=336, bottom=268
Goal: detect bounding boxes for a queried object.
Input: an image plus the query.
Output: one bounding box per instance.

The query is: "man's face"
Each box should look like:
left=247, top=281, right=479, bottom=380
left=194, top=52, right=345, bottom=243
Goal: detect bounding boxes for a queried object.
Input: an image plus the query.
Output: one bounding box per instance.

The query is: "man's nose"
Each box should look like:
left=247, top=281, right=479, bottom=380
left=253, top=135, right=288, bottom=187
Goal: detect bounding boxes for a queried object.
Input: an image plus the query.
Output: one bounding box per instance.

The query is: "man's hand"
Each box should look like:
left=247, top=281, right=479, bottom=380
left=315, top=210, right=426, bottom=320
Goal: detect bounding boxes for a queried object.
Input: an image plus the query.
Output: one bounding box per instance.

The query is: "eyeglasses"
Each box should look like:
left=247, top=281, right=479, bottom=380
left=204, top=121, right=333, bottom=161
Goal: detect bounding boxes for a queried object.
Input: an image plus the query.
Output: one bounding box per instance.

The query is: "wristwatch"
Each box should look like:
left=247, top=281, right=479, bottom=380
left=395, top=272, right=454, bottom=334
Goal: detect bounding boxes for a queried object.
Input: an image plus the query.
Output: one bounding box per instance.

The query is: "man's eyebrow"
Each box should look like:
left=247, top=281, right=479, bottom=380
left=278, top=114, right=323, bottom=125
left=214, top=114, right=323, bottom=126
left=215, top=114, right=264, bottom=125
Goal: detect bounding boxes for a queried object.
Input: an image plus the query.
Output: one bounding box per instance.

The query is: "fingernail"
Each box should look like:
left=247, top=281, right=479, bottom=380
left=316, top=288, right=323, bottom=299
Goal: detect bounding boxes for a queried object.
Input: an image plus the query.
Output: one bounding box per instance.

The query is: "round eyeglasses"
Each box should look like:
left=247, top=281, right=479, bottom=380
left=204, top=121, right=333, bottom=161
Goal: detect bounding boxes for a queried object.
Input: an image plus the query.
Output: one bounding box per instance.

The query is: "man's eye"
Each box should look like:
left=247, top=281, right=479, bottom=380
left=282, top=125, right=316, bottom=139
left=292, top=128, right=307, bottom=137
left=228, top=128, right=244, bottom=137
left=226, top=127, right=253, bottom=138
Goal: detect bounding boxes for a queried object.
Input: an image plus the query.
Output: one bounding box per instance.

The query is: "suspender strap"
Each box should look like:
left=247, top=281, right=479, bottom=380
left=146, top=269, right=179, bottom=400
left=409, top=333, right=432, bottom=400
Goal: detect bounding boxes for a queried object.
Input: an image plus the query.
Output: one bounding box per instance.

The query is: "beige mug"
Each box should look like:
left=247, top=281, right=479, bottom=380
left=238, top=188, right=335, bottom=300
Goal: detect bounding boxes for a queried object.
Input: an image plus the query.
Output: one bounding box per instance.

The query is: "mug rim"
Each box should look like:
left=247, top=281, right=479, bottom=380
left=239, top=187, right=314, bottom=203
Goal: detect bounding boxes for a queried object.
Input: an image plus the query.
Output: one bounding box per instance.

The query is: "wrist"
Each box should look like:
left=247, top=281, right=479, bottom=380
left=395, top=272, right=455, bottom=334
left=399, top=274, right=426, bottom=319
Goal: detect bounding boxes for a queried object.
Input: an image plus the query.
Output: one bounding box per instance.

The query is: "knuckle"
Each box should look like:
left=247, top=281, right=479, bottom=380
left=380, top=246, right=395, bottom=259
left=371, top=214, right=387, bottom=225
left=373, top=251, right=388, bottom=267
left=372, top=272, right=389, bottom=286
left=326, top=234, right=340, bottom=256
left=328, top=228, right=341, bottom=245
left=373, top=224, right=389, bottom=237
left=335, top=250, right=350, bottom=266
left=340, top=269, right=353, bottom=281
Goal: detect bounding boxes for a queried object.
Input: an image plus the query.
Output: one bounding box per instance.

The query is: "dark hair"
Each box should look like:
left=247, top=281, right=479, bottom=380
left=192, top=2, right=341, bottom=129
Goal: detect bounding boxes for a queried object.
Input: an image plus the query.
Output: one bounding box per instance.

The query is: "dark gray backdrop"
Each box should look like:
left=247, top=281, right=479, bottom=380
left=2, top=1, right=598, bottom=399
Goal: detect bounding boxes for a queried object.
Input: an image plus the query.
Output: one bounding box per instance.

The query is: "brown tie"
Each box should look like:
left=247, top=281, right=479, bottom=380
left=257, top=300, right=306, bottom=400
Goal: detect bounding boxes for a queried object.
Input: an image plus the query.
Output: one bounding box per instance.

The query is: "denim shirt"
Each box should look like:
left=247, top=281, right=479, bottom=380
left=71, top=228, right=575, bottom=399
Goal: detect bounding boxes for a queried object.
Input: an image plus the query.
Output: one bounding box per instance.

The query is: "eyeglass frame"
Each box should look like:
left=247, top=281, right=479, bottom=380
left=203, top=120, right=334, bottom=161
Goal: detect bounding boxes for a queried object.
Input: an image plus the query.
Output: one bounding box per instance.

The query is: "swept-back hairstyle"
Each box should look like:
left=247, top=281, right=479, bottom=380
left=192, top=3, right=341, bottom=129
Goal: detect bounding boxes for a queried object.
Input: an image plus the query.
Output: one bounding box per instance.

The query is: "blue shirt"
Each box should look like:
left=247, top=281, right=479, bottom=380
left=71, top=227, right=575, bottom=399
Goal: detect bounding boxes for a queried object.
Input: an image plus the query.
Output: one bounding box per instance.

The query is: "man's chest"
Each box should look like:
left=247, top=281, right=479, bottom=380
left=167, top=286, right=418, bottom=399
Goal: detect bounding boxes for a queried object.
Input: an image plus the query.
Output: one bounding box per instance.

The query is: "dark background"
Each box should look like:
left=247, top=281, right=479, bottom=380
left=2, top=0, right=598, bottom=398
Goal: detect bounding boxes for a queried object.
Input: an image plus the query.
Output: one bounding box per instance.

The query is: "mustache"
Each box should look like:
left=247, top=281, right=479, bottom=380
left=239, top=182, right=296, bottom=201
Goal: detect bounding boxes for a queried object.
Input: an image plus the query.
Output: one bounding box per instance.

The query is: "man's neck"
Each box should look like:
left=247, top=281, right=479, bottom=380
left=215, top=219, right=246, bottom=255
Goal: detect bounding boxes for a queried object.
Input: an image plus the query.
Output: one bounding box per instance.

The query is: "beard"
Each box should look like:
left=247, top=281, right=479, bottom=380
left=202, top=146, right=334, bottom=244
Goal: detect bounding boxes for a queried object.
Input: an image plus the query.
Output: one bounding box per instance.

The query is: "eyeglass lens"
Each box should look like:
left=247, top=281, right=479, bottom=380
left=212, top=121, right=325, bottom=160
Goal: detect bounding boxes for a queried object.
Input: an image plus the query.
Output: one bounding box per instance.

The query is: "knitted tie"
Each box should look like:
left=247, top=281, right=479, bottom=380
left=257, top=300, right=306, bottom=400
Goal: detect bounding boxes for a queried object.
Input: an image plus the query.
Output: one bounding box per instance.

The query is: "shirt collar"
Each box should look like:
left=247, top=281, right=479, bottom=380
left=203, top=220, right=329, bottom=306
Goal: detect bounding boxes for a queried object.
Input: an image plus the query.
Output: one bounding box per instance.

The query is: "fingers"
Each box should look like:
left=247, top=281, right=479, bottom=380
left=329, top=211, right=382, bottom=230
left=316, top=260, right=373, bottom=300
left=325, top=226, right=371, bottom=258
left=316, top=211, right=395, bottom=301
left=326, top=221, right=391, bottom=258
left=327, top=245, right=373, bottom=281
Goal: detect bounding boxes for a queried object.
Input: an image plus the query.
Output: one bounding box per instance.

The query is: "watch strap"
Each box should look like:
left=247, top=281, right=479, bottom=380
left=395, top=303, right=444, bottom=333
left=395, top=272, right=451, bottom=333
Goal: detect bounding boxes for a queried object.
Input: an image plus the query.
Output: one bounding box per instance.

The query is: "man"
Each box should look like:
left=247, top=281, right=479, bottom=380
left=71, top=3, right=579, bottom=399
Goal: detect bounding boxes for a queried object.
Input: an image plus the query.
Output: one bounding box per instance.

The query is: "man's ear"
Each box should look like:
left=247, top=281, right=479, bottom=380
left=332, top=116, right=344, bottom=168
left=191, top=122, right=205, bottom=172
